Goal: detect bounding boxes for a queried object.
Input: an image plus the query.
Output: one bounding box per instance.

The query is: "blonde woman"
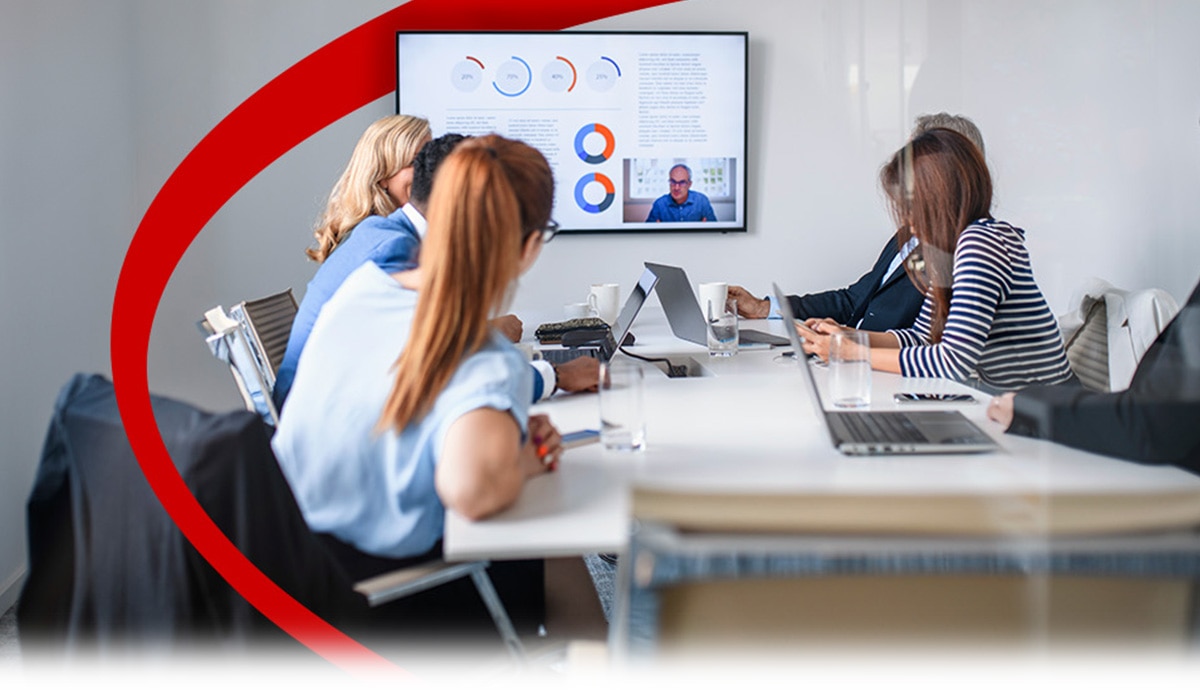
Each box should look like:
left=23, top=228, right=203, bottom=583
left=273, top=135, right=561, bottom=573
left=275, top=115, right=431, bottom=406
left=307, top=114, right=432, bottom=263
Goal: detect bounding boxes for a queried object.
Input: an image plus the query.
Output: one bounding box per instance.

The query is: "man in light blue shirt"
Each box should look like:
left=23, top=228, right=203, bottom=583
left=645, top=164, right=717, bottom=222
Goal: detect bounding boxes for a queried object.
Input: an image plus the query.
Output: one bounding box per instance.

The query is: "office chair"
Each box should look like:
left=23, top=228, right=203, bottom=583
left=199, top=288, right=298, bottom=426
left=1059, top=277, right=1180, bottom=392
left=21, top=374, right=527, bottom=661
left=197, top=291, right=531, bottom=659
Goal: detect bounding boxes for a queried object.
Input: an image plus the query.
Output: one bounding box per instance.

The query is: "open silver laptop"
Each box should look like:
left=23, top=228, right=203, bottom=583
left=539, top=268, right=657, bottom=365
left=645, top=262, right=790, bottom=347
left=773, top=282, right=997, bottom=455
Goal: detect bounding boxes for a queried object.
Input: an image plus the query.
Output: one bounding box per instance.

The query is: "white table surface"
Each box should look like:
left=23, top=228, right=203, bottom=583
left=444, top=309, right=1200, bottom=561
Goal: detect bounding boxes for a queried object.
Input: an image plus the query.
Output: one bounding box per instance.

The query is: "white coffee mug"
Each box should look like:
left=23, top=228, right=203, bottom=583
left=563, top=302, right=590, bottom=319
left=588, top=283, right=620, bottom=325
left=698, top=282, right=728, bottom=322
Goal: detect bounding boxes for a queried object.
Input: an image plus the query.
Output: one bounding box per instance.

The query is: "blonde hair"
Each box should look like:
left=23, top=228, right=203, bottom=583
left=306, top=115, right=431, bottom=263
left=378, top=135, right=554, bottom=432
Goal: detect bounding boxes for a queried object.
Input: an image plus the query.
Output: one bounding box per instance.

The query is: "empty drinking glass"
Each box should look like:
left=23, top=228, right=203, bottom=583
left=828, top=330, right=871, bottom=408
left=598, top=358, right=646, bottom=451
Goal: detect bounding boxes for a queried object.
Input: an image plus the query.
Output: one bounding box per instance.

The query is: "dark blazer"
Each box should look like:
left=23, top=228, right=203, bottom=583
left=787, top=233, right=925, bottom=332
left=19, top=374, right=366, bottom=649
left=1009, top=278, right=1200, bottom=473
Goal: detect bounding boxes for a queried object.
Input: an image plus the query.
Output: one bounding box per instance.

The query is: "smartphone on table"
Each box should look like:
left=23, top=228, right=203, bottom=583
left=561, top=429, right=600, bottom=448
left=893, top=392, right=977, bottom=404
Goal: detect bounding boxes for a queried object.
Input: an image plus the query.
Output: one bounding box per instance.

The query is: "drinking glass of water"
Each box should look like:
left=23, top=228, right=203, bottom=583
left=598, top=357, right=646, bottom=451
left=707, top=299, right=739, bottom=357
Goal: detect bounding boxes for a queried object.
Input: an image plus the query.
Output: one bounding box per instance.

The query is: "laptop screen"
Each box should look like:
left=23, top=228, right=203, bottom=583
left=772, top=282, right=828, bottom=414
left=645, top=262, right=710, bottom=346
left=612, top=268, right=658, bottom=347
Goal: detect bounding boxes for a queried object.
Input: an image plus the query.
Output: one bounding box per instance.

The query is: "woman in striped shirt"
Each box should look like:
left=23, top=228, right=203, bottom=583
left=801, top=128, right=1073, bottom=392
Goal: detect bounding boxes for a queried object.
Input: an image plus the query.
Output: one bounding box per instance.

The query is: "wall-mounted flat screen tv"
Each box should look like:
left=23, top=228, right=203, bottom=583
left=396, top=31, right=748, bottom=235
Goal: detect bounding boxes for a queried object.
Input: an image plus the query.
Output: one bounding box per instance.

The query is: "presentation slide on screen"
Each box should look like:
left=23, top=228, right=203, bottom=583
left=397, top=32, right=746, bottom=233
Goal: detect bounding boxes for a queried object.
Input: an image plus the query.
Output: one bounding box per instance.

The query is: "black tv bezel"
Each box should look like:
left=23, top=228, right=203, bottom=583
left=394, top=29, right=750, bottom=236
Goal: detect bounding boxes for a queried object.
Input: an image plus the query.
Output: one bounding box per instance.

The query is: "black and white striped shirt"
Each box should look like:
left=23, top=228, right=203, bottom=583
left=889, top=219, right=1073, bottom=391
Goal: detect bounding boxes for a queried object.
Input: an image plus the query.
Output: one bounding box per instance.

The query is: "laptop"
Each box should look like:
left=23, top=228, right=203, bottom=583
left=538, top=268, right=658, bottom=365
left=772, top=282, right=997, bottom=455
left=645, top=262, right=791, bottom=347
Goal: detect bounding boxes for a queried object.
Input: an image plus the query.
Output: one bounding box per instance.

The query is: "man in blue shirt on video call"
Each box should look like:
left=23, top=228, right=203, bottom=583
left=646, top=163, right=717, bottom=222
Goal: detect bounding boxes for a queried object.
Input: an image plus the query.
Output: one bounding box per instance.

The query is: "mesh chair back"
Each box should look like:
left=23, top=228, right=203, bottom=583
left=230, top=289, right=297, bottom=387
left=1064, top=297, right=1110, bottom=392
left=199, top=289, right=296, bottom=426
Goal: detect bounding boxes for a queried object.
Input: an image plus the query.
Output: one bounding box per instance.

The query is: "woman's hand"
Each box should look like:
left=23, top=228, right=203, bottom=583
left=987, top=393, right=1016, bottom=430
left=798, top=326, right=828, bottom=361
left=805, top=317, right=842, bottom=331
left=489, top=314, right=524, bottom=343
left=521, top=414, right=563, bottom=474
left=797, top=319, right=845, bottom=362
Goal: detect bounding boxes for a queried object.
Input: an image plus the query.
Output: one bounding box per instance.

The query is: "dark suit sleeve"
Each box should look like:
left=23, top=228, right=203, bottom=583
left=786, top=236, right=898, bottom=324
left=1010, top=385, right=1200, bottom=470
left=1009, top=292, right=1200, bottom=473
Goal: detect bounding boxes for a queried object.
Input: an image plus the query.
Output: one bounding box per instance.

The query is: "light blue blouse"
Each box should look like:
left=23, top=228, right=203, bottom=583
left=271, top=262, right=532, bottom=559
left=274, top=207, right=422, bottom=409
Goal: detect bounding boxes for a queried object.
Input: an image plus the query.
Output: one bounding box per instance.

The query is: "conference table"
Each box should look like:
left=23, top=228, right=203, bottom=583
left=446, top=308, right=1200, bottom=559
left=444, top=308, right=1200, bottom=655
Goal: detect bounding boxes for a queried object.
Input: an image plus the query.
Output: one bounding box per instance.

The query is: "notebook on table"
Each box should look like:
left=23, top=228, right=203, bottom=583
left=773, top=282, right=997, bottom=456
left=645, top=262, right=790, bottom=347
left=538, top=268, right=658, bottom=365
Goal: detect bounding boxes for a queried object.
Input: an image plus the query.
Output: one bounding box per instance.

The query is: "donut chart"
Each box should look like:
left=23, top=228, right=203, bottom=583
left=574, top=122, right=615, bottom=164
left=574, top=172, right=615, bottom=213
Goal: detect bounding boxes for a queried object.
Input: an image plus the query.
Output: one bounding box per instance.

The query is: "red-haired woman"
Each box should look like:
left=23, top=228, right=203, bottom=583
left=272, top=136, right=561, bottom=629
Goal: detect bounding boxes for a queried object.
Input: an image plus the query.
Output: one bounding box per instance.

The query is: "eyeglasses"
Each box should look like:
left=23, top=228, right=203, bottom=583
left=538, top=219, right=560, bottom=244
left=668, top=179, right=691, bottom=186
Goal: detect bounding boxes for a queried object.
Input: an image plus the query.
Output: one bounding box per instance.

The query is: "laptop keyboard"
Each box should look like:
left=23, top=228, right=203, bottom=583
left=539, top=348, right=601, bottom=365
left=834, top=412, right=929, bottom=444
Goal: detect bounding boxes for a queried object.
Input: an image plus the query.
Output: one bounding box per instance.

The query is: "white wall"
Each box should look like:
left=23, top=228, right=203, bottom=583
left=3, top=0, right=1199, bottom=612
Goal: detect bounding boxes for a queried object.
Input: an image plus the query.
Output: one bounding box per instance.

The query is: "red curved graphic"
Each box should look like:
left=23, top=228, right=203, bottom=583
left=594, top=122, right=616, bottom=159
left=555, top=55, right=578, bottom=91
left=466, top=55, right=485, bottom=69
left=111, top=0, right=682, bottom=675
left=598, top=171, right=616, bottom=194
